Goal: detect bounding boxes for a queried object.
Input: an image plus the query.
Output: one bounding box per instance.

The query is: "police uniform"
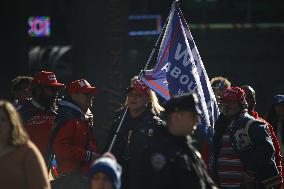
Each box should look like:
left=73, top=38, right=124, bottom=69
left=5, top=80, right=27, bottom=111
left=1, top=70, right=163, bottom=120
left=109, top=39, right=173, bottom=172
left=142, top=129, right=216, bottom=189
left=141, top=93, right=217, bottom=189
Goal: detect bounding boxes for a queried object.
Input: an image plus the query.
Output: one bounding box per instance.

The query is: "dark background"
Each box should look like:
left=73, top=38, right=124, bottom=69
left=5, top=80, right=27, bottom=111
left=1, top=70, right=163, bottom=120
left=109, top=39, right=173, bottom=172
left=1, top=0, right=284, bottom=152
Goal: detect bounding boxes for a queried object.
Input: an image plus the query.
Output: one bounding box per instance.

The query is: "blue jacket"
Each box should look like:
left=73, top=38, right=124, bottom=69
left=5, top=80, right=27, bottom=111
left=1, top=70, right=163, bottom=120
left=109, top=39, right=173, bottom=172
left=213, top=113, right=281, bottom=188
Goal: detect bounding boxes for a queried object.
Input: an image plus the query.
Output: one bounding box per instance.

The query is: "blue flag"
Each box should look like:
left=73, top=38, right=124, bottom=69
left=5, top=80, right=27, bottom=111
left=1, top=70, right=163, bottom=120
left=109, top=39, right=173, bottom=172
left=141, top=3, right=219, bottom=166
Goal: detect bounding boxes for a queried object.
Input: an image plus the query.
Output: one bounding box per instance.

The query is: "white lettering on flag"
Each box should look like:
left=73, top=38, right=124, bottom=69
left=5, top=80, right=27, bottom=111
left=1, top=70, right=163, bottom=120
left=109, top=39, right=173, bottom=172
left=175, top=43, right=194, bottom=67
left=161, top=62, right=171, bottom=72
left=170, top=66, right=181, bottom=78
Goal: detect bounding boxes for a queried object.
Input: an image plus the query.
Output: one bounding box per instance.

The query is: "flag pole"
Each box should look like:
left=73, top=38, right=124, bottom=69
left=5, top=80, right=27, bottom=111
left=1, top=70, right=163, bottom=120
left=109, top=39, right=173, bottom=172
left=139, top=0, right=176, bottom=79
left=107, top=107, right=128, bottom=152
left=108, top=0, right=177, bottom=152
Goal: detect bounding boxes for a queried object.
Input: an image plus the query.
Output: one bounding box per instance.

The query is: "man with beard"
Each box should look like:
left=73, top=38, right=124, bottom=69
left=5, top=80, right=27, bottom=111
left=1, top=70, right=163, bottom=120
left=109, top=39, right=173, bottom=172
left=18, top=70, right=65, bottom=159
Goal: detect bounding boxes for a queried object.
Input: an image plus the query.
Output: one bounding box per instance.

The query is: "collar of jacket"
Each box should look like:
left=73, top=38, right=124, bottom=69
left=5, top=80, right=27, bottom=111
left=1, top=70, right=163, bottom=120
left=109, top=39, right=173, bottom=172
left=58, top=99, right=90, bottom=121
left=31, top=99, right=46, bottom=110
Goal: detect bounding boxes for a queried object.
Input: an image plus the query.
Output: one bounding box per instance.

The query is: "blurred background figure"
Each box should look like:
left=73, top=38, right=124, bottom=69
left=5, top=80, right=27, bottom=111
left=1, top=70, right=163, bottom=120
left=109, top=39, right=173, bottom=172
left=210, top=76, right=231, bottom=103
left=0, top=100, right=50, bottom=189
left=265, top=95, right=284, bottom=158
left=241, top=85, right=282, bottom=178
left=10, top=75, right=33, bottom=109
left=89, top=152, right=122, bottom=189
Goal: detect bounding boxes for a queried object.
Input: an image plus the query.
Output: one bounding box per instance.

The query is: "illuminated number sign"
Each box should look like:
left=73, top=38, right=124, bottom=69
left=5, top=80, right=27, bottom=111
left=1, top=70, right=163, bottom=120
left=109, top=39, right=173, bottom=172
left=28, top=16, right=50, bottom=37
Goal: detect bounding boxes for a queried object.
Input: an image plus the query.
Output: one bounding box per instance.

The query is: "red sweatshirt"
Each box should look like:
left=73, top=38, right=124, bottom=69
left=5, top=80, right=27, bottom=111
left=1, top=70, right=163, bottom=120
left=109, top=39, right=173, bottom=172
left=19, top=99, right=56, bottom=157
left=53, top=119, right=96, bottom=175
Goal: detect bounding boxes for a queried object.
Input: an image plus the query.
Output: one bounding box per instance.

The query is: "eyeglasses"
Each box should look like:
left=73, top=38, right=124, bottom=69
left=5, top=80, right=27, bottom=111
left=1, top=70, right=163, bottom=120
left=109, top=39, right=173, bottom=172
left=83, top=93, right=94, bottom=98
left=40, top=85, right=60, bottom=93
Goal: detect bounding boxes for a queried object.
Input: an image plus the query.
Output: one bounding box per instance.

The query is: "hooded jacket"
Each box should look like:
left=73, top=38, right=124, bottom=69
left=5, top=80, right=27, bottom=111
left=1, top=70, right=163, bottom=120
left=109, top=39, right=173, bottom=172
left=53, top=98, right=97, bottom=175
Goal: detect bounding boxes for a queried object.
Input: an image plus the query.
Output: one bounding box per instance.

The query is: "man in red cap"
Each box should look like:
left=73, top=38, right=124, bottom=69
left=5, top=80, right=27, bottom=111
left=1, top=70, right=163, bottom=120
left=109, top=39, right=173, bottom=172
left=51, top=79, right=100, bottom=189
left=18, top=70, right=65, bottom=158
left=212, top=86, right=281, bottom=189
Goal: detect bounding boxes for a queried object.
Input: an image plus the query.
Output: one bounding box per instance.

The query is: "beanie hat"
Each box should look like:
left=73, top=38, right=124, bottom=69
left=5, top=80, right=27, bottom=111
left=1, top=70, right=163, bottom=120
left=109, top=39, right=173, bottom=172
left=220, top=86, right=246, bottom=102
left=220, top=86, right=248, bottom=110
left=272, top=95, right=284, bottom=105
left=89, top=153, right=122, bottom=189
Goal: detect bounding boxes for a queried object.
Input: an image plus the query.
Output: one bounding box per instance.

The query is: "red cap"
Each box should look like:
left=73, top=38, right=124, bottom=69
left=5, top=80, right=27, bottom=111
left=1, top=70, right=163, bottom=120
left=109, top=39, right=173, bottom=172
left=127, top=79, right=150, bottom=94
left=220, top=86, right=246, bottom=101
left=67, top=79, right=99, bottom=96
left=32, top=71, right=65, bottom=87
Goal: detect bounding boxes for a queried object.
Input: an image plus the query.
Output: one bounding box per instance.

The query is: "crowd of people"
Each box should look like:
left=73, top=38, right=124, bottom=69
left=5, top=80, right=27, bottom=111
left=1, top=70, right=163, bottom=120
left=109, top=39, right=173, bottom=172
left=0, top=71, right=284, bottom=189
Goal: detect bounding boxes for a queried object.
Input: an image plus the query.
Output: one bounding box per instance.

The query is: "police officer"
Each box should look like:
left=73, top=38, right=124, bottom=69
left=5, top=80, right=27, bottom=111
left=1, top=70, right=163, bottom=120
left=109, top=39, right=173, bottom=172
left=141, top=92, right=217, bottom=189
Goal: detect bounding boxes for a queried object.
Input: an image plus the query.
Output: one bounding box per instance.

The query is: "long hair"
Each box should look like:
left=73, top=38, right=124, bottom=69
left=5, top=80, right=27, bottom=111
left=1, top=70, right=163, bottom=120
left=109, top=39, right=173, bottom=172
left=0, top=100, right=29, bottom=146
left=148, top=90, right=164, bottom=116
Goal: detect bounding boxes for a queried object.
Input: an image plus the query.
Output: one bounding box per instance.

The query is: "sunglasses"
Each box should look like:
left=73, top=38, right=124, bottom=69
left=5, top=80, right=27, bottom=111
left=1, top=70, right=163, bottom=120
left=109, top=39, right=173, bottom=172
left=83, top=93, right=94, bottom=98
left=40, top=85, right=60, bottom=93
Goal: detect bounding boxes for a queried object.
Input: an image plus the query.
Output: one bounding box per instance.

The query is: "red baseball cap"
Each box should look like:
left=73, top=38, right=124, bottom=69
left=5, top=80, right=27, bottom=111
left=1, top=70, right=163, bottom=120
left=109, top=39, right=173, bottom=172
left=220, top=86, right=246, bottom=101
left=67, top=79, right=99, bottom=96
left=32, top=70, right=65, bottom=87
left=127, top=79, right=150, bottom=95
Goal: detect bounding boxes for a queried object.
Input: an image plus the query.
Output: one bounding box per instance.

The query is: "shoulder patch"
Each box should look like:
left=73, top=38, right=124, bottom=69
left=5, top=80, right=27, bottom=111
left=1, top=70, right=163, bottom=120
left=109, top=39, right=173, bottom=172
left=150, top=153, right=167, bottom=171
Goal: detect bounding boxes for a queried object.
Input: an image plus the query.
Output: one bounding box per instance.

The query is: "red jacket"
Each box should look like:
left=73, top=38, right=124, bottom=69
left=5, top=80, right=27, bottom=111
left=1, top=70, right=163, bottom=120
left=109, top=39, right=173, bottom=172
left=252, top=110, right=283, bottom=178
left=53, top=100, right=97, bottom=175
